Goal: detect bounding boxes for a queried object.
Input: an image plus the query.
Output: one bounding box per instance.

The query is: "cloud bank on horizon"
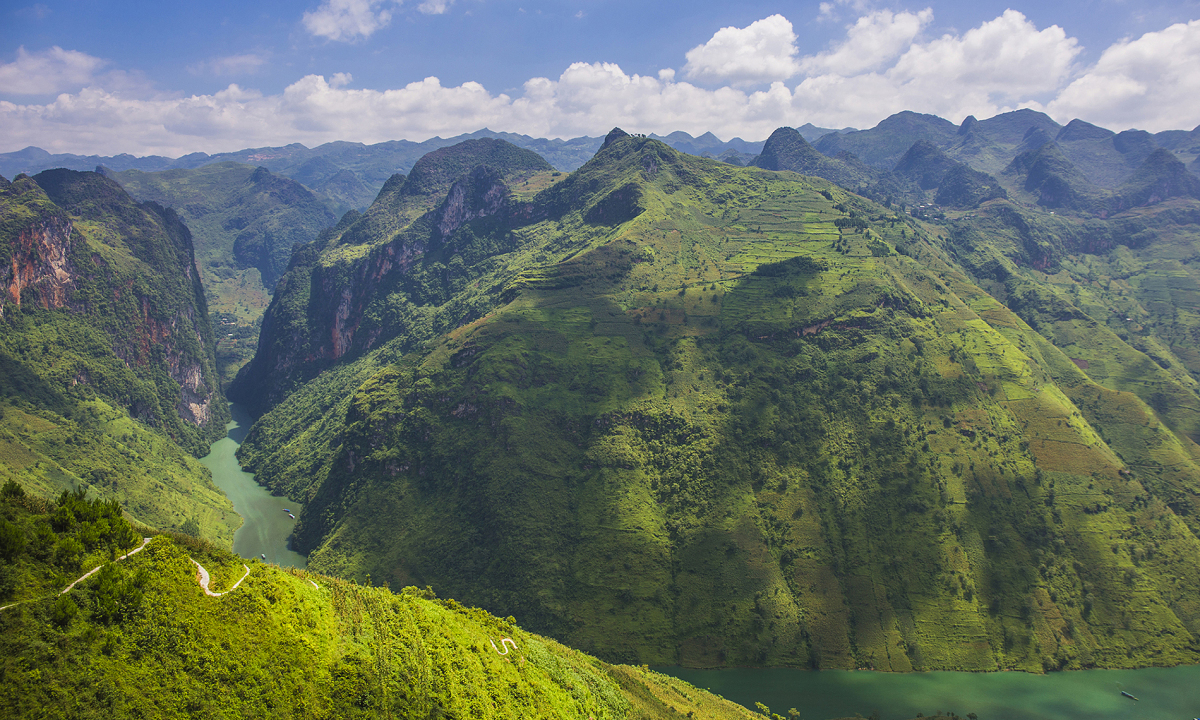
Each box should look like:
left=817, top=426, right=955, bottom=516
left=2, top=4, right=1199, bottom=157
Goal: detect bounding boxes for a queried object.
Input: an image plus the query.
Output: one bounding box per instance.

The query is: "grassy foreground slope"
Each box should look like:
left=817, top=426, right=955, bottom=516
left=0, top=490, right=760, bottom=720
left=0, top=172, right=237, bottom=544
left=239, top=133, right=1200, bottom=672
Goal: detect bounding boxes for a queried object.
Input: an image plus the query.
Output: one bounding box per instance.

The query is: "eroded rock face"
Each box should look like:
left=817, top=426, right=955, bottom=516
left=2, top=211, right=77, bottom=315
left=2, top=170, right=225, bottom=444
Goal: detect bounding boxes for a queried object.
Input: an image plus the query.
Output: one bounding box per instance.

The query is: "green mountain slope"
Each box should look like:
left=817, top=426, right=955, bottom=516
left=230, top=138, right=557, bottom=413
left=237, top=132, right=1200, bottom=672
left=109, top=163, right=341, bottom=384
left=0, top=171, right=237, bottom=543
left=0, top=489, right=762, bottom=720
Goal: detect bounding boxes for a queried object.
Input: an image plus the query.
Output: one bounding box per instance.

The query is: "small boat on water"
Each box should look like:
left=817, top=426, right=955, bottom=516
left=288, top=513, right=295, bottom=519
left=283, top=509, right=290, bottom=513
left=260, top=553, right=266, bottom=560
left=1121, top=690, right=1138, bottom=701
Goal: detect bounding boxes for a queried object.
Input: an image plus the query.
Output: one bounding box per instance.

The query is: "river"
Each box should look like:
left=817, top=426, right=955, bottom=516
left=659, top=664, right=1200, bottom=719
left=199, top=403, right=306, bottom=568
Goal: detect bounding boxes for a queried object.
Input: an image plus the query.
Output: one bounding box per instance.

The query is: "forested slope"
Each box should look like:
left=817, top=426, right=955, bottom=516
left=232, top=132, right=1200, bottom=671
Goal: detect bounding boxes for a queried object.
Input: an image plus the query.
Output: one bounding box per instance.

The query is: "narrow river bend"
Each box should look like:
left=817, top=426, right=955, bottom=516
left=199, top=403, right=306, bottom=568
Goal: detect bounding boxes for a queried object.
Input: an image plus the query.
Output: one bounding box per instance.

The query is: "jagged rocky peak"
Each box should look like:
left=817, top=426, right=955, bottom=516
left=958, top=115, right=978, bottom=135
left=600, top=127, right=631, bottom=151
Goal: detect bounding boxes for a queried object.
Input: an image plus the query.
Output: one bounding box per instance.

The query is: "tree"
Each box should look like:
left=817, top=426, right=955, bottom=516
left=0, top=519, right=25, bottom=560
left=181, top=516, right=200, bottom=538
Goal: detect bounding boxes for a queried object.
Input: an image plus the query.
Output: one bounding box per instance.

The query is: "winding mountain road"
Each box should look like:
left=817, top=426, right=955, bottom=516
left=190, top=558, right=251, bottom=597
left=1, top=537, right=255, bottom=612
left=0, top=537, right=152, bottom=612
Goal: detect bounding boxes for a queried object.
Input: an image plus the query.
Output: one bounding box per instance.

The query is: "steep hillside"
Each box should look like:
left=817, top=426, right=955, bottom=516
left=0, top=171, right=237, bottom=542
left=110, top=163, right=341, bottom=384
left=237, top=132, right=1200, bottom=672
left=0, top=482, right=975, bottom=720
left=230, top=138, right=557, bottom=414
left=0, top=488, right=764, bottom=720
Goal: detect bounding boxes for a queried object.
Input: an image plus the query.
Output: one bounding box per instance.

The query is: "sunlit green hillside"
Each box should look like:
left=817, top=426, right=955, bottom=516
left=0, top=488, right=761, bottom=720
left=233, top=132, right=1200, bottom=672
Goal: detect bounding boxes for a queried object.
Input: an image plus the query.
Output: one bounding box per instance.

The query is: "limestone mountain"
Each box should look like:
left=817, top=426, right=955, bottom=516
left=1113, top=148, right=1200, bottom=209
left=752, top=127, right=877, bottom=190
left=230, top=138, right=555, bottom=414
left=109, top=162, right=342, bottom=382
left=813, top=111, right=959, bottom=169
left=1002, top=143, right=1108, bottom=212
left=0, top=170, right=237, bottom=542
left=233, top=132, right=1200, bottom=673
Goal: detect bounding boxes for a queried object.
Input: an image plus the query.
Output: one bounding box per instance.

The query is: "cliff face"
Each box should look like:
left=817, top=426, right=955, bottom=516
left=3, top=213, right=77, bottom=313
left=0, top=171, right=237, bottom=539
left=232, top=141, right=551, bottom=413
left=1, top=171, right=226, bottom=452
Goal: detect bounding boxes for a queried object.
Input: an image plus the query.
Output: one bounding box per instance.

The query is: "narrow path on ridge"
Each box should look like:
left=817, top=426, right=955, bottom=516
left=189, top=558, right=251, bottom=597
left=0, top=537, right=152, bottom=612
left=1, top=537, right=259, bottom=611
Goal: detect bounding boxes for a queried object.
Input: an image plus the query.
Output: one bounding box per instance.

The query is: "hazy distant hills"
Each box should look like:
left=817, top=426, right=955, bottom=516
left=2, top=112, right=1194, bottom=214
left=0, top=127, right=834, bottom=212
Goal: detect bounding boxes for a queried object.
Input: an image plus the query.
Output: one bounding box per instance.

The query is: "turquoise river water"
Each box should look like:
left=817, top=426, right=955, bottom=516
left=660, top=664, right=1200, bottom=719
left=198, top=403, right=306, bottom=568
left=199, top=408, right=1200, bottom=719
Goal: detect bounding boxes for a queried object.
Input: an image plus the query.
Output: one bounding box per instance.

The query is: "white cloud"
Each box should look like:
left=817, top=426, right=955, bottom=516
left=418, top=0, right=453, bottom=15
left=14, top=4, right=51, bottom=20
left=683, top=15, right=801, bottom=86
left=799, top=9, right=932, bottom=75
left=790, top=9, right=1082, bottom=128
left=0, top=46, right=106, bottom=95
left=302, top=0, right=400, bottom=41
left=188, top=53, right=269, bottom=77
left=1046, top=19, right=1200, bottom=132
left=2, top=13, right=1197, bottom=157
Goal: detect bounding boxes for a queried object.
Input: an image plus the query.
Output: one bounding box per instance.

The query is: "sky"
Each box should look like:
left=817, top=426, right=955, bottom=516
left=2, top=0, right=1199, bottom=157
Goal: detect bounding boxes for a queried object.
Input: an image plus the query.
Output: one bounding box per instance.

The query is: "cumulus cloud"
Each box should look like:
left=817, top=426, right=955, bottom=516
left=3, top=12, right=1198, bottom=156
left=790, top=9, right=1082, bottom=128
left=188, top=53, right=269, bottom=77
left=799, top=9, right=933, bottom=75
left=0, top=46, right=106, bottom=95
left=683, top=15, right=801, bottom=86
left=302, top=0, right=401, bottom=41
left=417, top=0, right=453, bottom=14
left=1046, top=19, right=1200, bottom=132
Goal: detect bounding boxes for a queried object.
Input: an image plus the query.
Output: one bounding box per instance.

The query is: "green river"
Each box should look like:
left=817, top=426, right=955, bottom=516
left=199, top=403, right=306, bottom=568
left=200, top=408, right=1200, bottom=719
left=659, top=664, right=1200, bottom=719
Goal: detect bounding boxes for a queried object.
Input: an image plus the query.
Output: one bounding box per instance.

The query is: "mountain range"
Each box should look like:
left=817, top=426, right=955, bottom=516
left=5, top=106, right=1200, bottom=719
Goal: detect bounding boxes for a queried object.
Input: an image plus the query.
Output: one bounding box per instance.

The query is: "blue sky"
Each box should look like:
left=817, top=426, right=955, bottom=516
left=2, top=0, right=1199, bottom=155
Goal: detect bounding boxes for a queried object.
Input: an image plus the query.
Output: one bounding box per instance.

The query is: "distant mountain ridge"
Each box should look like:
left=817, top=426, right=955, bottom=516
left=5, top=111, right=1191, bottom=214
